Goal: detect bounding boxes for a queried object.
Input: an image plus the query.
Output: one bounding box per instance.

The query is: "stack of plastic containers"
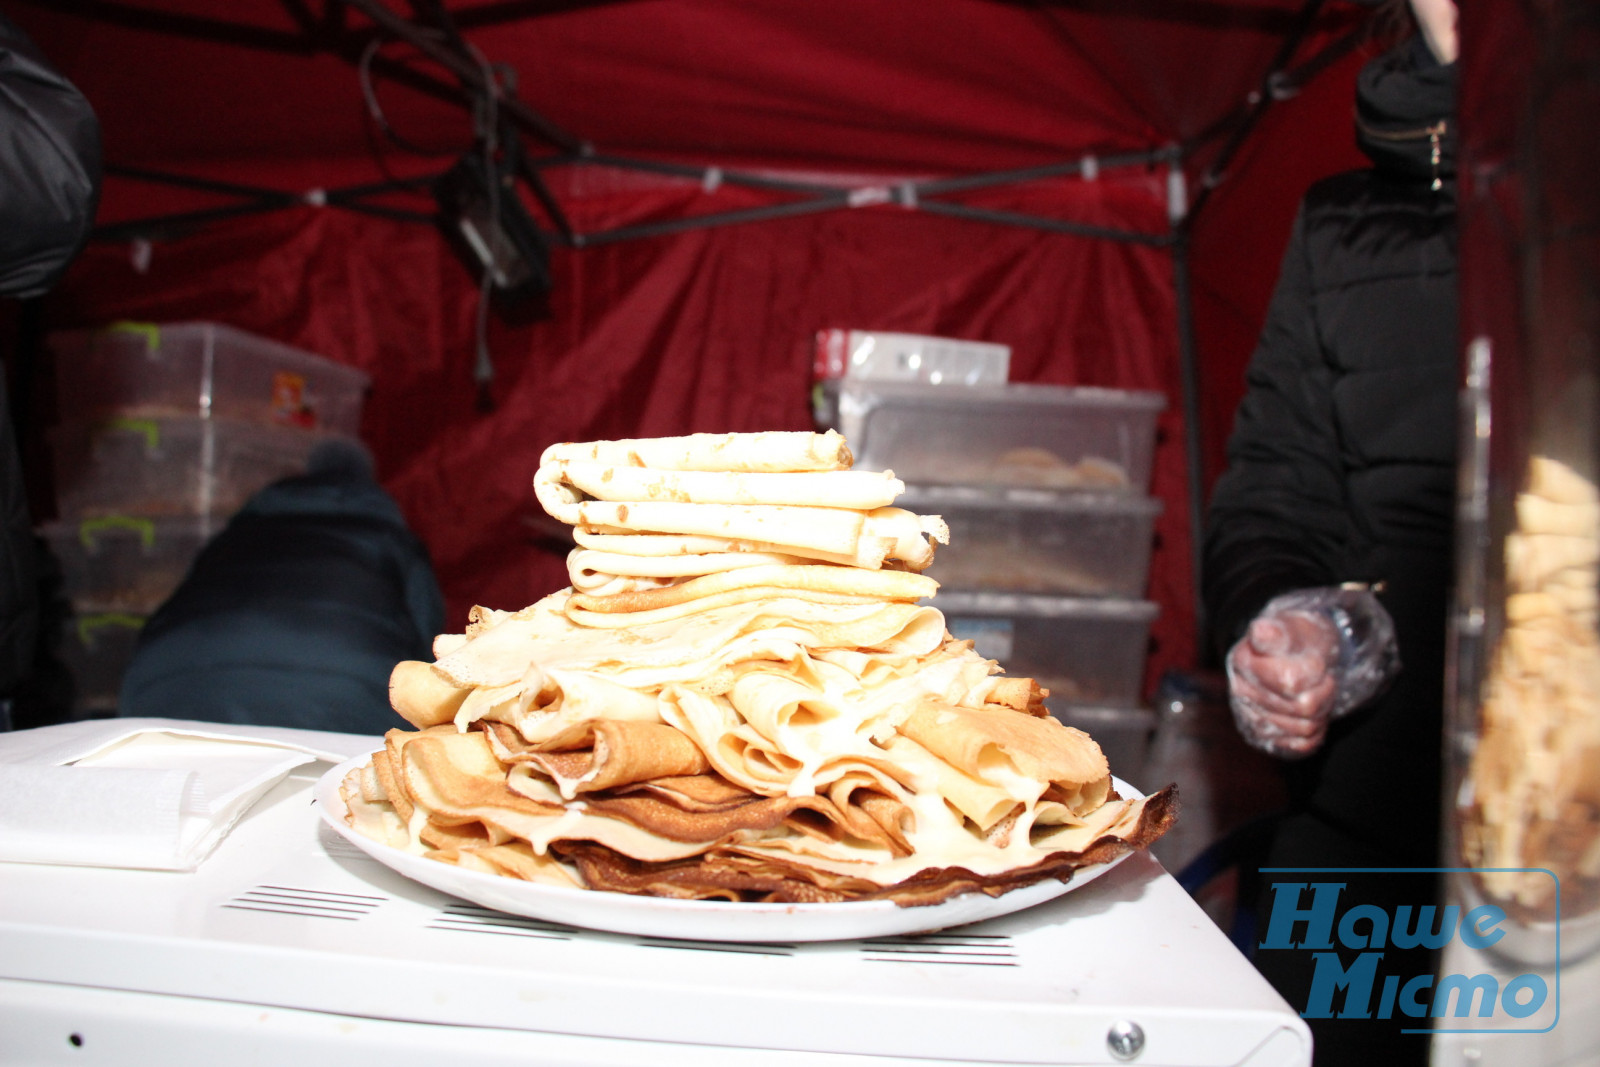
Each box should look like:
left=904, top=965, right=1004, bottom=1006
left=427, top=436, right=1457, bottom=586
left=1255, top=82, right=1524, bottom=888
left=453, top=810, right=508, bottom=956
left=40, top=322, right=370, bottom=717
left=818, top=376, right=1166, bottom=776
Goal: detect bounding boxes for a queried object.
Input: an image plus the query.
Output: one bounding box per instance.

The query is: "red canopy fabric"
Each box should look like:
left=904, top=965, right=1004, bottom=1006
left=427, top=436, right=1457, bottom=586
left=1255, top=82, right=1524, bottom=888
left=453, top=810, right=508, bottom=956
left=8, top=0, right=1380, bottom=696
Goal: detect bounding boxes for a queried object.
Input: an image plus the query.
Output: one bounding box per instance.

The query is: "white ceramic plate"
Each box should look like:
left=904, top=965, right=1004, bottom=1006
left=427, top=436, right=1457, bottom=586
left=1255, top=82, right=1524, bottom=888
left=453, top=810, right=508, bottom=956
left=314, top=751, right=1138, bottom=943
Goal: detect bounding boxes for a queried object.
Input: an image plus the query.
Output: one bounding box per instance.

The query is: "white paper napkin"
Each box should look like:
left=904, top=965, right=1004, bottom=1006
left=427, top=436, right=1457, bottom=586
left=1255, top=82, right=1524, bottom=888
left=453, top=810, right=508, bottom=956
left=0, top=717, right=379, bottom=871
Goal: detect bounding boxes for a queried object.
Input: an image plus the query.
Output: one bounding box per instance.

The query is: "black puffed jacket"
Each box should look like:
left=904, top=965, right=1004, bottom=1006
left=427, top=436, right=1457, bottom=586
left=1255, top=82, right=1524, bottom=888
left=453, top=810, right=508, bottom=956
left=0, top=13, right=100, bottom=704
left=1201, top=36, right=1458, bottom=860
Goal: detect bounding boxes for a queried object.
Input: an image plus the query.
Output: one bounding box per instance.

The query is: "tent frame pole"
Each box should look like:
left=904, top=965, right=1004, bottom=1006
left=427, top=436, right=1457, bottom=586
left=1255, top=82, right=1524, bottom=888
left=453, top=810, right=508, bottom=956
left=545, top=143, right=1178, bottom=248
left=93, top=144, right=1181, bottom=250
left=90, top=166, right=440, bottom=243
left=1171, top=224, right=1208, bottom=648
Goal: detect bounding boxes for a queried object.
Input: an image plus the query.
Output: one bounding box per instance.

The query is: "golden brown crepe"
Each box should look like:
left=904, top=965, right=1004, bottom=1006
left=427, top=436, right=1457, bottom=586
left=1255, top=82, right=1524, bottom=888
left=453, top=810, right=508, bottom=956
left=390, top=659, right=472, bottom=729
left=482, top=718, right=712, bottom=798
left=568, top=565, right=939, bottom=616
left=542, top=430, right=854, bottom=474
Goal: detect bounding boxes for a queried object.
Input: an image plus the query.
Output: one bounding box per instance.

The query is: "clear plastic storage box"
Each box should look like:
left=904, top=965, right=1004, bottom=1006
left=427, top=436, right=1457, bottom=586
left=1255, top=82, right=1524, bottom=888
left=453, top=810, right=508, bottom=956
left=816, top=379, right=1165, bottom=492
left=49, top=415, right=326, bottom=520
left=903, top=486, right=1162, bottom=597
left=56, top=612, right=145, bottom=717
left=930, top=591, right=1158, bottom=707
left=40, top=516, right=211, bottom=614
left=47, top=322, right=369, bottom=435
left=812, top=329, right=1011, bottom=384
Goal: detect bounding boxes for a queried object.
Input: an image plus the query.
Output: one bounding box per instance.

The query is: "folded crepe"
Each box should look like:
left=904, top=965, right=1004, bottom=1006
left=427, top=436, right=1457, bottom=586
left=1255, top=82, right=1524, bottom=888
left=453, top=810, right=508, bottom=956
left=481, top=718, right=711, bottom=799
left=541, top=430, right=854, bottom=473
left=568, top=547, right=812, bottom=597
left=573, top=528, right=870, bottom=568
left=898, top=702, right=1110, bottom=810
left=544, top=501, right=945, bottom=572
left=567, top=565, right=939, bottom=616
left=541, top=459, right=905, bottom=510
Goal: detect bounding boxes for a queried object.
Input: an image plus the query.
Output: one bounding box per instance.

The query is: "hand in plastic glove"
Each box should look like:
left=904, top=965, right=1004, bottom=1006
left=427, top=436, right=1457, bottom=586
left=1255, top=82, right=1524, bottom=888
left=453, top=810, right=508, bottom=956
left=1227, top=609, right=1340, bottom=757
left=1226, top=587, right=1400, bottom=759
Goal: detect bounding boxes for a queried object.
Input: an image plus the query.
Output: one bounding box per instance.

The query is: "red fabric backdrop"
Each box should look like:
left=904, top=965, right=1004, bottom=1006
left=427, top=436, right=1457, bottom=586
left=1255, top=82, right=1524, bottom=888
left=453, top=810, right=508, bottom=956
left=8, top=0, right=1382, bottom=698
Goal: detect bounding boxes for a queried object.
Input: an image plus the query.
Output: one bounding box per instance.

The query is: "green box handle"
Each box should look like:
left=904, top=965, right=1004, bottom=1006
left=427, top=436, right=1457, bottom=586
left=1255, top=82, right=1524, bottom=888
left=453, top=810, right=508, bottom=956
left=101, top=321, right=161, bottom=354
left=78, top=515, right=156, bottom=552
left=76, top=612, right=145, bottom=647
left=101, top=416, right=161, bottom=451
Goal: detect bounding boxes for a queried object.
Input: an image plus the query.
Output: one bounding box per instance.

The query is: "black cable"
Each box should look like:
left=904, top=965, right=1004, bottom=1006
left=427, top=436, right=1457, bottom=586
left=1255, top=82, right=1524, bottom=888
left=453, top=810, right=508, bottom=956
left=358, top=33, right=471, bottom=159
left=461, top=38, right=502, bottom=410
left=356, top=20, right=512, bottom=410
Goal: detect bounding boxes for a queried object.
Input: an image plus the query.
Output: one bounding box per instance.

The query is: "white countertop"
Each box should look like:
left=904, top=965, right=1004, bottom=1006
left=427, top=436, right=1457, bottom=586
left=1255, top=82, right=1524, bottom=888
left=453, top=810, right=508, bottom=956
left=0, top=729, right=1309, bottom=1066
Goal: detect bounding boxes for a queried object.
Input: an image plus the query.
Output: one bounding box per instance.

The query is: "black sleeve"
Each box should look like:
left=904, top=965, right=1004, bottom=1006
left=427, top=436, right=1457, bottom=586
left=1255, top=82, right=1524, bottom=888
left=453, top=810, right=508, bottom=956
left=0, top=11, right=101, bottom=299
left=1202, top=202, right=1350, bottom=657
left=0, top=371, right=38, bottom=699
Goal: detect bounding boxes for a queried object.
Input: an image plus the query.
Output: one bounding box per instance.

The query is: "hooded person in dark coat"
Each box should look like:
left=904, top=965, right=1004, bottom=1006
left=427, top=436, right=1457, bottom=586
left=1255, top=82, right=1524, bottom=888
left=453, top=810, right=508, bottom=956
left=0, top=11, right=101, bottom=729
left=1202, top=1, right=1458, bottom=1061
left=117, top=439, right=446, bottom=735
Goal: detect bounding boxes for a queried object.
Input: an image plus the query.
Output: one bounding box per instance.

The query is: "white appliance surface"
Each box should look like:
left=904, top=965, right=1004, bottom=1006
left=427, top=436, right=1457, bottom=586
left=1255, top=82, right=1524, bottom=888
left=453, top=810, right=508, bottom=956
left=0, top=758, right=1310, bottom=1066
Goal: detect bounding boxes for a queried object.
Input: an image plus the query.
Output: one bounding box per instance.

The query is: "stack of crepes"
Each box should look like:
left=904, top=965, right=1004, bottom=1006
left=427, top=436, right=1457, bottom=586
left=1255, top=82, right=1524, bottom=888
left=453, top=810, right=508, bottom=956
left=1462, top=455, right=1600, bottom=919
left=341, top=430, right=1175, bottom=906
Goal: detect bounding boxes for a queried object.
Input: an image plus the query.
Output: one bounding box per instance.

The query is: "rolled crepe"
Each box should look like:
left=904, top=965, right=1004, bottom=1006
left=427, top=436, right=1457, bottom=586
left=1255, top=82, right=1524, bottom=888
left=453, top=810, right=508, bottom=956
left=566, top=571, right=681, bottom=598
left=342, top=765, right=409, bottom=848
left=570, top=547, right=812, bottom=578
left=881, top=734, right=1023, bottom=831
left=403, top=731, right=737, bottom=861
left=419, top=818, right=511, bottom=852
left=574, top=528, right=860, bottom=563
left=390, top=660, right=473, bottom=728
left=533, top=500, right=946, bottom=571
left=483, top=718, right=712, bottom=799
left=1528, top=455, right=1600, bottom=505
left=540, top=459, right=904, bottom=509
left=567, top=547, right=813, bottom=595
left=1516, top=494, right=1600, bottom=538
left=899, top=702, right=1110, bottom=796
left=569, top=564, right=939, bottom=615
left=540, top=430, right=852, bottom=473
left=1507, top=532, right=1600, bottom=590
left=564, top=589, right=878, bottom=629
left=540, top=499, right=864, bottom=550
left=984, top=676, right=1051, bottom=716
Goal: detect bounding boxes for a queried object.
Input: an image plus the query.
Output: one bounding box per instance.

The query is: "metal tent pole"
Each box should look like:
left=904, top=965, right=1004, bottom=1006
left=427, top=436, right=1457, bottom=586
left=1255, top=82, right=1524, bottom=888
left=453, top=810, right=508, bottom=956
left=1171, top=223, right=1208, bottom=650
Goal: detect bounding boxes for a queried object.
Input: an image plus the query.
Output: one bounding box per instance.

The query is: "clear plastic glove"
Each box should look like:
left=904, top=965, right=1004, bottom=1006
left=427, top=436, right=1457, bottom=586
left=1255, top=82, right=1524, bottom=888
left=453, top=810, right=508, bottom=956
left=1225, top=586, right=1400, bottom=758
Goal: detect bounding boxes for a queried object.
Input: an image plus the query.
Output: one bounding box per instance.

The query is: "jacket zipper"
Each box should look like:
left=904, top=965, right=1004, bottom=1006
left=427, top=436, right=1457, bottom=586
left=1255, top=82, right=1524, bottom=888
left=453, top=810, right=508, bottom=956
left=1356, top=118, right=1450, bottom=191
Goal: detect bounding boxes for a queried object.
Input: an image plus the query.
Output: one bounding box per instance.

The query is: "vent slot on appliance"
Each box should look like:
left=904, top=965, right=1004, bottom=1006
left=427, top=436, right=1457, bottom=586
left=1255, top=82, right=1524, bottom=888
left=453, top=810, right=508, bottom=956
left=426, top=902, right=577, bottom=941
left=633, top=937, right=798, bottom=957
left=221, top=884, right=386, bottom=921
left=858, top=933, right=1018, bottom=966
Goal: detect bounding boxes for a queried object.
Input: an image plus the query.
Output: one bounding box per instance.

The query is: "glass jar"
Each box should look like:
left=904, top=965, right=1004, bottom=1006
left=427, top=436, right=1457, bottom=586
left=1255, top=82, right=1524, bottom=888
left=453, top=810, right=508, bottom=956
left=1449, top=1, right=1600, bottom=962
